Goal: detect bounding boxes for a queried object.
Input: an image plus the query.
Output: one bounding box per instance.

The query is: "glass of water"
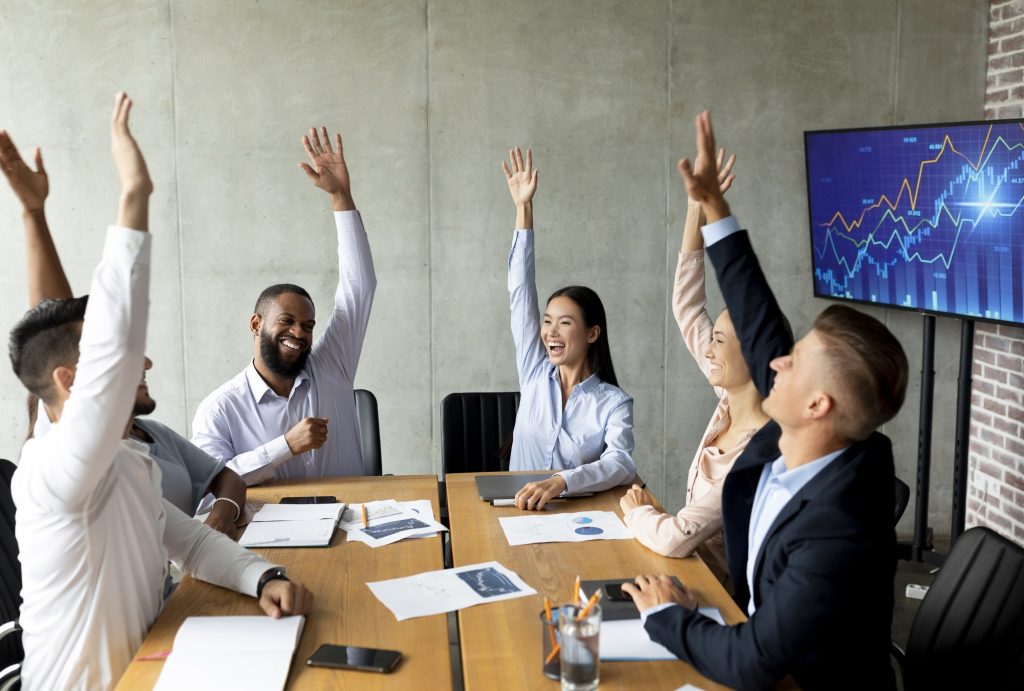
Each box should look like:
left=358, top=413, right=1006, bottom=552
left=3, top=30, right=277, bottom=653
left=558, top=603, right=601, bottom=691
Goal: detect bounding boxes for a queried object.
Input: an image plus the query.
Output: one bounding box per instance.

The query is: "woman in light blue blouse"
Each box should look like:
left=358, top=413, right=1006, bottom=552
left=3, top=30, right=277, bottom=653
left=502, top=147, right=636, bottom=510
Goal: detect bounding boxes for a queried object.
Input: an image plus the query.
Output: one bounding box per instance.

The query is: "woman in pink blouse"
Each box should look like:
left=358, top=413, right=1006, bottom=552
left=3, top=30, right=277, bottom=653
left=620, top=151, right=769, bottom=588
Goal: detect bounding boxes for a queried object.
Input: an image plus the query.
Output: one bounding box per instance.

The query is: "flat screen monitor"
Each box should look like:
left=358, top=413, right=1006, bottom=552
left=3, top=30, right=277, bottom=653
left=804, top=120, right=1024, bottom=326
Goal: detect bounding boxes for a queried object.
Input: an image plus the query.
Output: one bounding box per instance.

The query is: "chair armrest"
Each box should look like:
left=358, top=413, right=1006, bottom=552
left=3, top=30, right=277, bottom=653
left=0, top=621, right=20, bottom=646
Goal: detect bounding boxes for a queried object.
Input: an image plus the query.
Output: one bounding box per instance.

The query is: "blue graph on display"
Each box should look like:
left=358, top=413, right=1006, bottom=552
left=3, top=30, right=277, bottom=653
left=805, top=121, right=1024, bottom=325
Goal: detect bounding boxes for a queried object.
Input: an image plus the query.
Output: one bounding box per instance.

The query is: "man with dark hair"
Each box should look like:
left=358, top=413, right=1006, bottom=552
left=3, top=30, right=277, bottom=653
left=6, top=94, right=311, bottom=691
left=623, top=112, right=907, bottom=690
left=0, top=127, right=247, bottom=538
left=191, top=126, right=376, bottom=484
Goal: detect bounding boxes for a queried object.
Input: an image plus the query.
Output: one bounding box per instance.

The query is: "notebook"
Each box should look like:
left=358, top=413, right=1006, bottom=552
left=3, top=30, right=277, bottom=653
left=154, top=616, right=305, bottom=691
left=239, top=502, right=345, bottom=548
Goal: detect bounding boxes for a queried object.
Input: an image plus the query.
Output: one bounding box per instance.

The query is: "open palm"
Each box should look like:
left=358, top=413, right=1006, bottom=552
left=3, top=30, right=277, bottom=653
left=502, top=146, right=538, bottom=206
left=0, top=131, right=48, bottom=211
left=301, top=127, right=351, bottom=196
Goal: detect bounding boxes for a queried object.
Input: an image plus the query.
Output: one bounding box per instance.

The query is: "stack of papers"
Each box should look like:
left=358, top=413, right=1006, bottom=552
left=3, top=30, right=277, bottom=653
left=239, top=502, right=346, bottom=548
left=339, top=499, right=447, bottom=548
left=367, top=561, right=536, bottom=621
left=498, top=511, right=632, bottom=546
left=154, top=616, right=305, bottom=691
left=599, top=607, right=725, bottom=661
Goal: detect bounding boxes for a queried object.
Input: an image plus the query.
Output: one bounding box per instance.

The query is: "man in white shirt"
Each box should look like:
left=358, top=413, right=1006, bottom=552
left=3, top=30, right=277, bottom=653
left=191, top=127, right=376, bottom=485
left=8, top=93, right=312, bottom=691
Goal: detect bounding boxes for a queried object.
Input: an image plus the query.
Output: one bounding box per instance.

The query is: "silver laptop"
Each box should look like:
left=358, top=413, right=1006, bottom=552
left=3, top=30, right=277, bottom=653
left=475, top=474, right=594, bottom=501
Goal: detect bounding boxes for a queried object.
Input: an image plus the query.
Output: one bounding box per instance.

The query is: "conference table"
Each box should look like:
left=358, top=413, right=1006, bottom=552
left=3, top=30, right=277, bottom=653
left=116, top=475, right=451, bottom=690
left=447, top=471, right=748, bottom=691
left=118, top=472, right=776, bottom=690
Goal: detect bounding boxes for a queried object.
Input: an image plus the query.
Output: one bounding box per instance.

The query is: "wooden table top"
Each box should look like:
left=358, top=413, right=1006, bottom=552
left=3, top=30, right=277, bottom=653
left=446, top=471, right=746, bottom=691
left=116, top=475, right=451, bottom=691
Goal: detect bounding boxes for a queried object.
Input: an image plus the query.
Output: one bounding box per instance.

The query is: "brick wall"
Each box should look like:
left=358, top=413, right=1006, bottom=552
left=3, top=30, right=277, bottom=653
left=965, top=0, right=1024, bottom=544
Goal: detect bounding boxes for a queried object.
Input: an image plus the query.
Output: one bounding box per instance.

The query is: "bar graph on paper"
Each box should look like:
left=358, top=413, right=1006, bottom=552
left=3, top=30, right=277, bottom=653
left=805, top=122, right=1024, bottom=324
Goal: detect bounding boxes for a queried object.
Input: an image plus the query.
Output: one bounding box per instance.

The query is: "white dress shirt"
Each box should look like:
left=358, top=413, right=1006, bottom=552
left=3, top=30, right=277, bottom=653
left=12, top=226, right=274, bottom=691
left=191, top=210, right=376, bottom=484
left=507, top=229, right=636, bottom=494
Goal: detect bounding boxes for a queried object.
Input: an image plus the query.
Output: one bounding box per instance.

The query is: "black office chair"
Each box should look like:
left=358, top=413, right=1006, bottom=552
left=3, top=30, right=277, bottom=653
left=0, top=459, right=23, bottom=689
left=440, top=392, right=521, bottom=477
left=354, top=389, right=382, bottom=476
left=893, top=476, right=910, bottom=525
left=893, top=526, right=1024, bottom=689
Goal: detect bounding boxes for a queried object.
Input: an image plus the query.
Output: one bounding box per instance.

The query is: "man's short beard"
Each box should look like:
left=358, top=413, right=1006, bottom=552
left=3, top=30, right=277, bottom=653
left=259, top=328, right=310, bottom=378
left=133, top=396, right=157, bottom=417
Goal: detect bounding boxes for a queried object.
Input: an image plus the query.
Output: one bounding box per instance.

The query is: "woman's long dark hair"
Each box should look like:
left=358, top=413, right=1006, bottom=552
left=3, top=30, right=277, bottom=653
left=546, top=286, right=618, bottom=387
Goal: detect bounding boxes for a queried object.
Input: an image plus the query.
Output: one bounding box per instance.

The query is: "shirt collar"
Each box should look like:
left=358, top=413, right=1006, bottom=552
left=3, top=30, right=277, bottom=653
left=547, top=367, right=601, bottom=393
left=245, top=361, right=309, bottom=403
left=766, top=446, right=848, bottom=495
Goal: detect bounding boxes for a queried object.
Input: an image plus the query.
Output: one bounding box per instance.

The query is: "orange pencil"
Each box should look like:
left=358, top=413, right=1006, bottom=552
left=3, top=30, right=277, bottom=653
left=576, top=588, right=603, bottom=621
left=545, top=642, right=561, bottom=665
left=543, top=596, right=558, bottom=657
left=361, top=504, right=368, bottom=528
left=573, top=575, right=581, bottom=606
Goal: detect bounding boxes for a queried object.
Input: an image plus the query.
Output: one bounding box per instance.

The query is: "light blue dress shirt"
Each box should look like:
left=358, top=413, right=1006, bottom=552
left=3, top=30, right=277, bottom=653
left=745, top=449, right=847, bottom=615
left=507, top=229, right=636, bottom=495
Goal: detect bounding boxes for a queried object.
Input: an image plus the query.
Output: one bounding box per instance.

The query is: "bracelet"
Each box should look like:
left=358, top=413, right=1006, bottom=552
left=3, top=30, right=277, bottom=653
left=212, top=496, right=241, bottom=523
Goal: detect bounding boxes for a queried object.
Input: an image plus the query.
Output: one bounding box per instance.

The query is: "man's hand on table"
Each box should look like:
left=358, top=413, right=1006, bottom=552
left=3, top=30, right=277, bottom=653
left=622, top=575, right=698, bottom=612
left=260, top=579, right=314, bottom=619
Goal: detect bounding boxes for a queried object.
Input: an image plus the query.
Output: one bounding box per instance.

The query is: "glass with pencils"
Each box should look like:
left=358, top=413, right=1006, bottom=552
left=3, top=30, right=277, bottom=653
left=558, top=594, right=602, bottom=690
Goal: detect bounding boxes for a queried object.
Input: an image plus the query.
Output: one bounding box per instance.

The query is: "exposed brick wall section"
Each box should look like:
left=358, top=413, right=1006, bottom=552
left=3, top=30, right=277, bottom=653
left=967, top=1, right=1024, bottom=546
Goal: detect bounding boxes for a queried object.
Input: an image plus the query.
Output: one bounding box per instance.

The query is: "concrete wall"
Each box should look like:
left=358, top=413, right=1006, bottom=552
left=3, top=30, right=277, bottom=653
left=0, top=1, right=987, bottom=533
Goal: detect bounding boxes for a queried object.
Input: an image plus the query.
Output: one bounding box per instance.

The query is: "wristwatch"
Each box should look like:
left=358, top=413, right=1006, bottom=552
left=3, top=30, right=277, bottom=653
left=256, top=567, right=289, bottom=598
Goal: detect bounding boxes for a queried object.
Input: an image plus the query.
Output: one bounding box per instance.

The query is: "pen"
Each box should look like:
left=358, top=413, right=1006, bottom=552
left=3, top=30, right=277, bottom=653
left=491, top=498, right=566, bottom=507
left=361, top=504, right=368, bottom=528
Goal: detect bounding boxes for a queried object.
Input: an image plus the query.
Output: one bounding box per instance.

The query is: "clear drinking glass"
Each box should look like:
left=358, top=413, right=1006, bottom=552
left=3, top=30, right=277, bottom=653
left=558, top=603, right=601, bottom=691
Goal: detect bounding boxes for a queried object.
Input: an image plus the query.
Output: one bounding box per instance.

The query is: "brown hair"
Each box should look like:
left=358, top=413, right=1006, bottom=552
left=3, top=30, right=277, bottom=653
left=812, top=305, right=908, bottom=441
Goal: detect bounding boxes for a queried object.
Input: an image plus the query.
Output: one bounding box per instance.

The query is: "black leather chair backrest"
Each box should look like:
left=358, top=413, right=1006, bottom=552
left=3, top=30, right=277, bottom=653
left=894, top=476, right=910, bottom=525
left=0, top=459, right=23, bottom=668
left=440, top=392, right=520, bottom=477
left=903, top=526, right=1024, bottom=689
left=354, top=389, right=382, bottom=476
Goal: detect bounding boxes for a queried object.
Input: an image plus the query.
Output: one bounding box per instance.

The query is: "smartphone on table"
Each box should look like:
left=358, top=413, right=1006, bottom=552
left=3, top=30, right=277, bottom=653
left=602, top=583, right=633, bottom=601
left=306, top=644, right=402, bottom=673
left=280, top=496, right=338, bottom=504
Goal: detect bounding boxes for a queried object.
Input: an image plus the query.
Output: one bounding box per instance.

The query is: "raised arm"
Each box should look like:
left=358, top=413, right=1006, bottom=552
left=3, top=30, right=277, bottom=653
left=300, top=127, right=376, bottom=383
left=679, top=113, right=792, bottom=396
left=504, top=147, right=547, bottom=384
left=673, top=149, right=735, bottom=387
left=40, top=93, right=153, bottom=509
left=0, top=131, right=72, bottom=305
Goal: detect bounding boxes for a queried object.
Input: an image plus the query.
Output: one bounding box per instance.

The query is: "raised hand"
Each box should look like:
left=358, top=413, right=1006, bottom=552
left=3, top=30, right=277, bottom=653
left=110, top=92, right=152, bottom=231
left=300, top=127, right=354, bottom=211
left=0, top=132, right=48, bottom=211
left=678, top=111, right=730, bottom=221
left=502, top=147, right=538, bottom=208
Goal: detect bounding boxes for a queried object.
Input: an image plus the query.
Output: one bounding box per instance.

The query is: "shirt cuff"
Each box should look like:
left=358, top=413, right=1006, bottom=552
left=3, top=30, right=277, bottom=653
left=640, top=602, right=680, bottom=625
left=700, top=215, right=741, bottom=247
left=103, top=225, right=151, bottom=266
left=334, top=209, right=364, bottom=233
left=555, top=469, right=577, bottom=495
left=262, top=435, right=294, bottom=466
left=240, top=561, right=280, bottom=598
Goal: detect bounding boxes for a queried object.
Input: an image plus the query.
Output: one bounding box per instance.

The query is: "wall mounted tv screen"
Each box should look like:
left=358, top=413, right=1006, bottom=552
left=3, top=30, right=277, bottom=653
left=804, top=120, right=1024, bottom=326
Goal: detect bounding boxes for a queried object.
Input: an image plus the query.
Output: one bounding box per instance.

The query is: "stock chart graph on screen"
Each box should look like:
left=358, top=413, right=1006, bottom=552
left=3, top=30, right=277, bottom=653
left=805, top=122, right=1024, bottom=325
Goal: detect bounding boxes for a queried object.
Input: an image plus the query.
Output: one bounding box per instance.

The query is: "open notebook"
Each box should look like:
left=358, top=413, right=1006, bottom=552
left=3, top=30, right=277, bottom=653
left=154, top=616, right=305, bottom=690
left=239, top=502, right=346, bottom=548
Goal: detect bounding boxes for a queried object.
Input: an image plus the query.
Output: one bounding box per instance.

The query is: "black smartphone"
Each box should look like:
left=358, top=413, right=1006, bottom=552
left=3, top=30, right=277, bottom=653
left=306, top=644, right=402, bottom=673
left=603, top=583, right=634, bottom=601
left=280, top=496, right=338, bottom=505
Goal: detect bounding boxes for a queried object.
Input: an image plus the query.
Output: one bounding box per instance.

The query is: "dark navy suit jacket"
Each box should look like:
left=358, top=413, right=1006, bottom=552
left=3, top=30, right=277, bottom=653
left=644, top=229, right=897, bottom=690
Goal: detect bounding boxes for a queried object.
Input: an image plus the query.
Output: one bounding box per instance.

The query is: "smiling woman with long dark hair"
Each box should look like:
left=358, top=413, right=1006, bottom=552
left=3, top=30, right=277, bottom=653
left=502, top=147, right=636, bottom=511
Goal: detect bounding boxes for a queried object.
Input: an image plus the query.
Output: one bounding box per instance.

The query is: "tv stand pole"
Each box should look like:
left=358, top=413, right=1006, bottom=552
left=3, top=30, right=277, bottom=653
left=951, top=319, right=975, bottom=544
left=908, top=315, right=936, bottom=562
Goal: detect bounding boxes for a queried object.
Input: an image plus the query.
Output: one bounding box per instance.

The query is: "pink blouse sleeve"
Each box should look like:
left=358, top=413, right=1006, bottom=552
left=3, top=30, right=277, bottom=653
left=672, top=251, right=722, bottom=398
left=623, top=482, right=725, bottom=558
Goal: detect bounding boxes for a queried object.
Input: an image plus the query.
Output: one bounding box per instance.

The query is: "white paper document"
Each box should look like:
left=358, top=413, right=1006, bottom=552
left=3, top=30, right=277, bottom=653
left=240, top=519, right=336, bottom=547
left=498, top=511, right=632, bottom=546
left=251, top=502, right=345, bottom=523
left=367, top=561, right=536, bottom=621
left=598, top=607, right=723, bottom=661
left=154, top=616, right=304, bottom=691
left=341, top=499, right=447, bottom=547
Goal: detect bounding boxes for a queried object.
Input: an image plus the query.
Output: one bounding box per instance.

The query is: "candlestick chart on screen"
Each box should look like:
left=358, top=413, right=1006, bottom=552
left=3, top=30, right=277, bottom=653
left=805, top=122, right=1024, bottom=324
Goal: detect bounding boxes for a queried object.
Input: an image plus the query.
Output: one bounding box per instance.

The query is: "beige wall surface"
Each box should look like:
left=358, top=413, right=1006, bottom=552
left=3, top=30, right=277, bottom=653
left=0, top=0, right=987, bottom=532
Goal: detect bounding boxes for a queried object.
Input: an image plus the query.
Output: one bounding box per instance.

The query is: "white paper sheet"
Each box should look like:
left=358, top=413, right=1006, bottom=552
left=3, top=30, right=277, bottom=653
left=498, top=511, right=632, bottom=546
left=338, top=500, right=407, bottom=531
left=240, top=519, right=336, bottom=547
left=340, top=499, right=447, bottom=547
left=251, top=503, right=345, bottom=523
left=367, top=561, right=536, bottom=621
left=154, top=616, right=304, bottom=691
left=598, top=607, right=723, bottom=661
